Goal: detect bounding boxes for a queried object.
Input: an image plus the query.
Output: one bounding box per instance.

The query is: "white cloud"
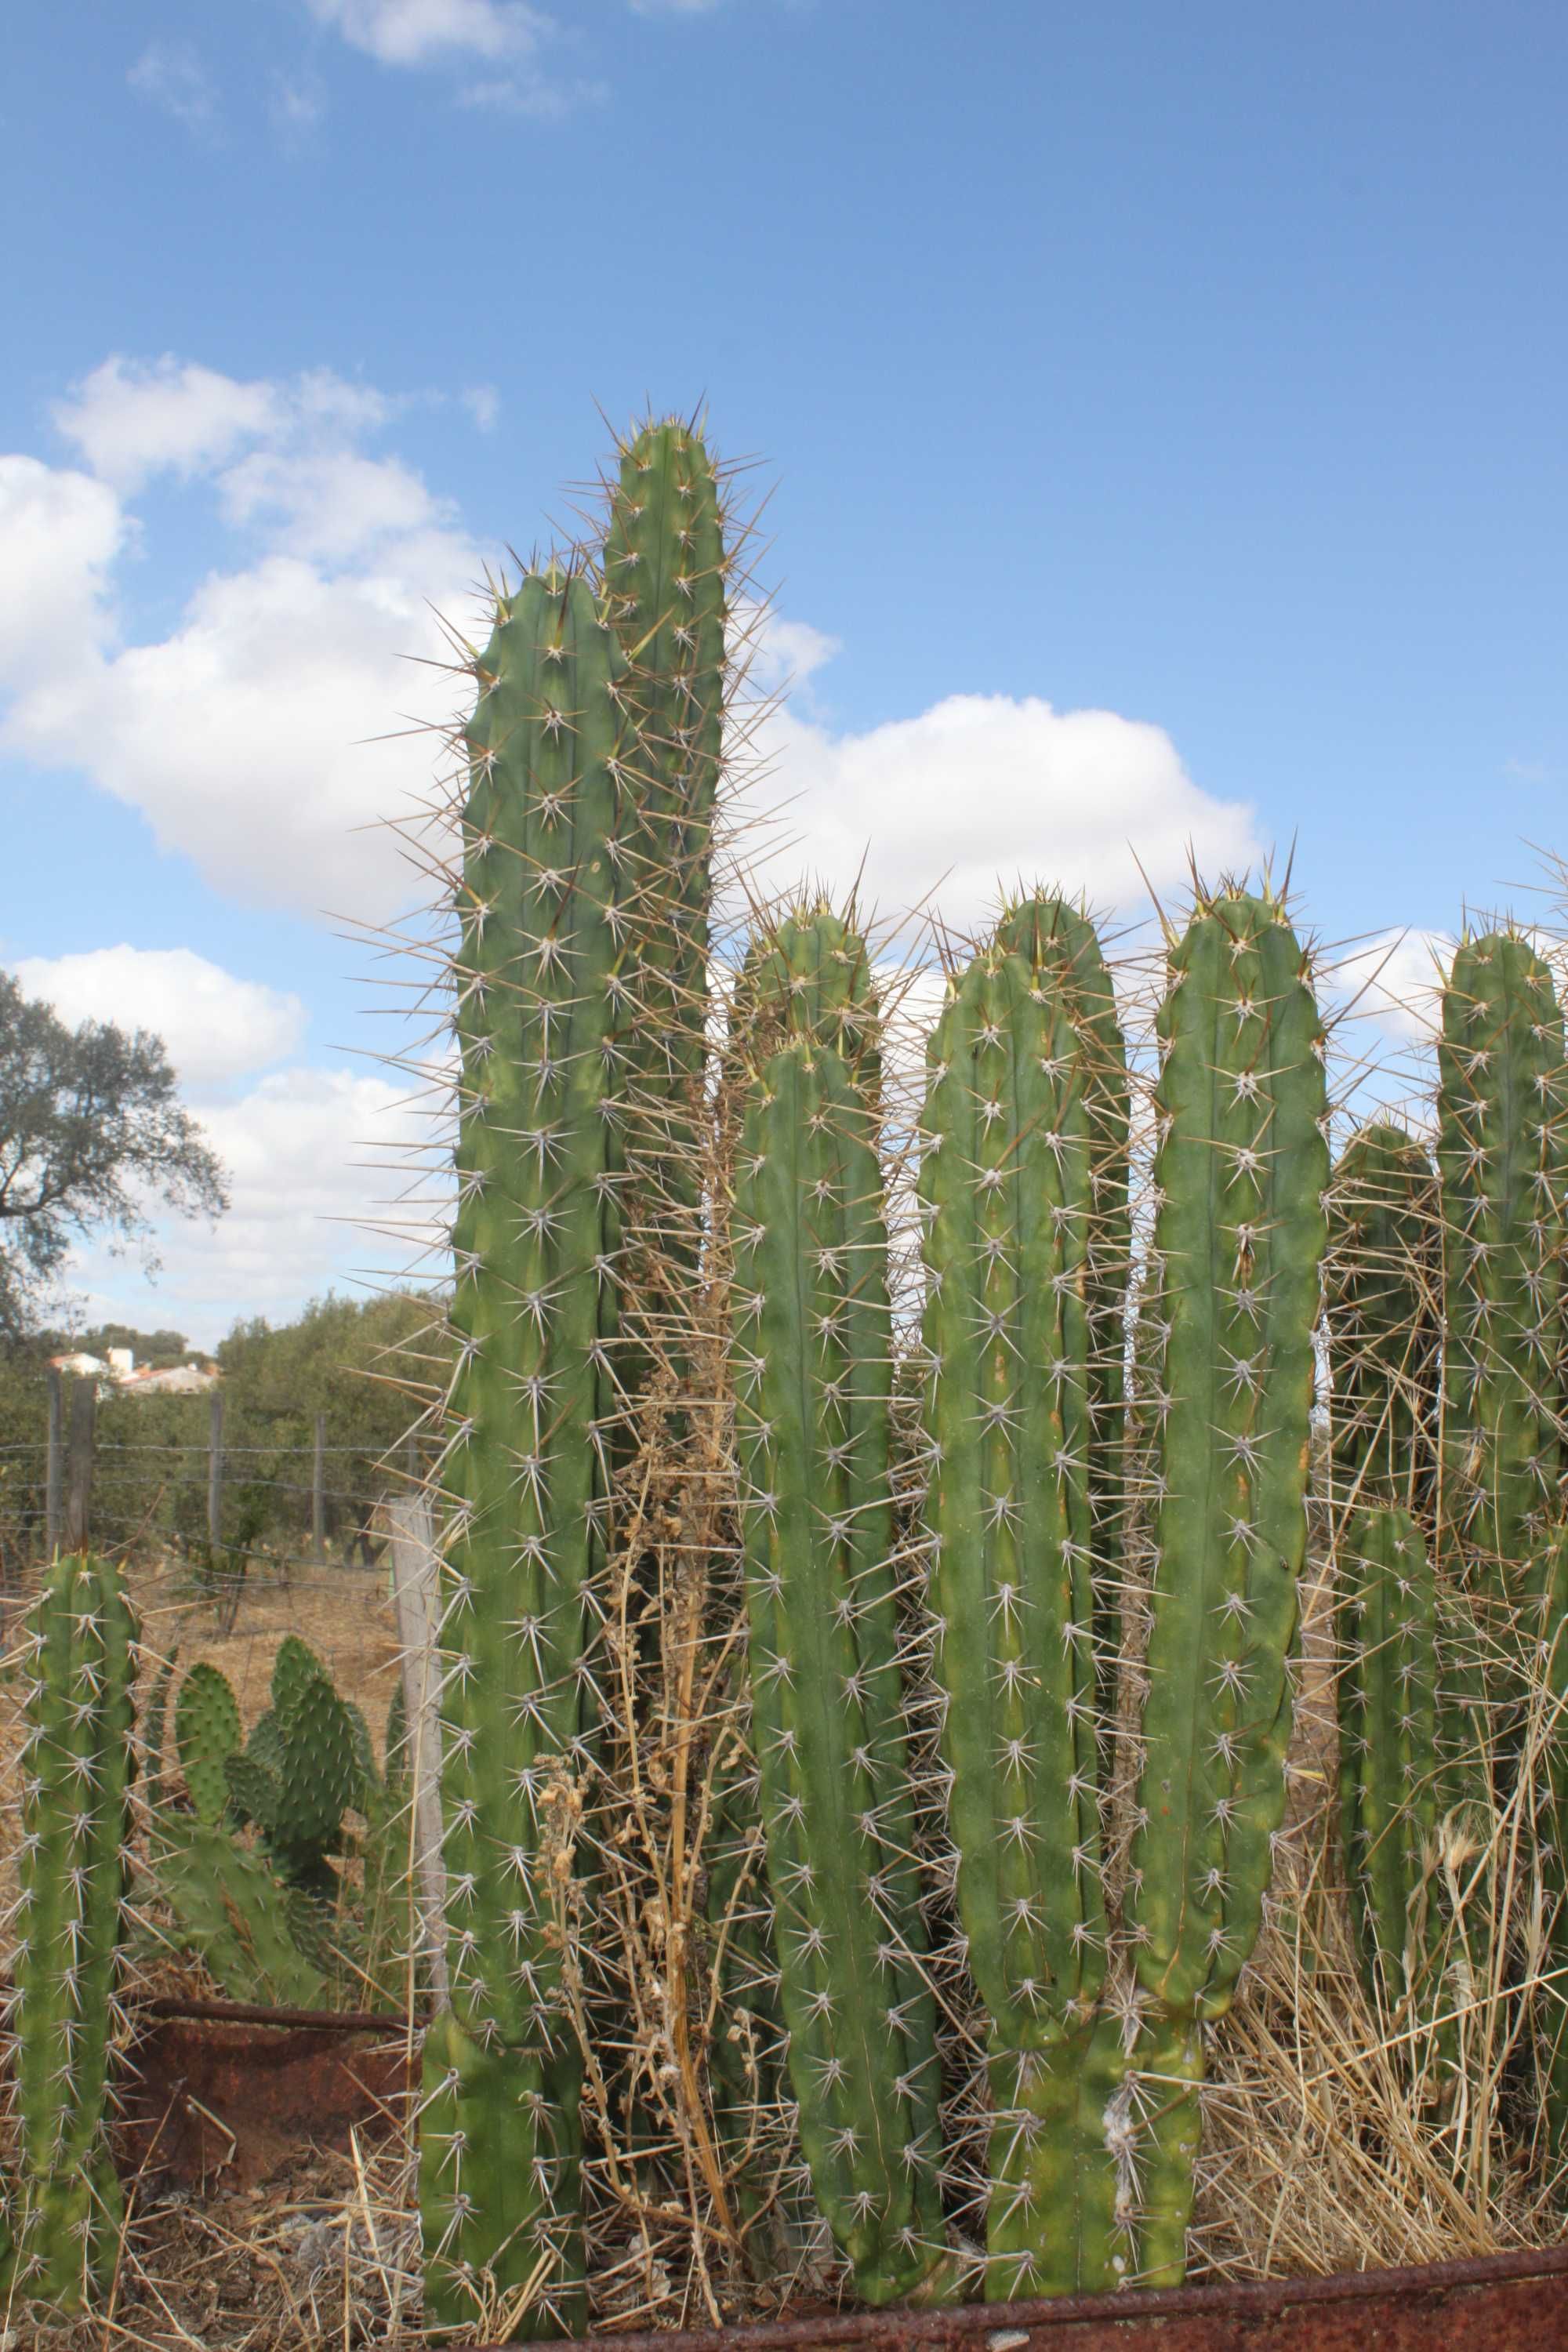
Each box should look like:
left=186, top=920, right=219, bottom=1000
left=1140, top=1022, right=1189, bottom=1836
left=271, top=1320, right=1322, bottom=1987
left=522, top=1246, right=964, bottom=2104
left=10, top=947, right=307, bottom=1091
left=1, top=358, right=485, bottom=921
left=55, top=358, right=281, bottom=493
left=756, top=684, right=1260, bottom=937
left=217, top=446, right=451, bottom=560
left=128, top=42, right=219, bottom=135
left=304, top=0, right=552, bottom=64
left=1330, top=929, right=1453, bottom=1045
left=0, top=458, right=125, bottom=681
left=67, top=1063, right=432, bottom=1344
left=461, top=384, right=500, bottom=433
left=3, top=354, right=1256, bottom=951
left=3, top=543, right=479, bottom=920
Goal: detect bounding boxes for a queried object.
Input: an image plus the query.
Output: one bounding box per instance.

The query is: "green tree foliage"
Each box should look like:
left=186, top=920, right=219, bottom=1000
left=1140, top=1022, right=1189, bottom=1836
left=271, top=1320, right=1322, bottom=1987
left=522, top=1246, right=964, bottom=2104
left=0, top=973, right=228, bottom=1337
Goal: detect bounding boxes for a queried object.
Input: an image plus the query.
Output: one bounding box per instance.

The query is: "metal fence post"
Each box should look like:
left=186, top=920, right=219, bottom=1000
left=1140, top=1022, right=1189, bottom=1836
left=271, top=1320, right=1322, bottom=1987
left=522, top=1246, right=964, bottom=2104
left=63, top=1377, right=96, bottom=1554
left=207, top=1389, right=224, bottom=1552
left=45, top=1366, right=64, bottom=1559
left=388, top=1490, right=448, bottom=2007
left=312, top=1412, right=327, bottom=1563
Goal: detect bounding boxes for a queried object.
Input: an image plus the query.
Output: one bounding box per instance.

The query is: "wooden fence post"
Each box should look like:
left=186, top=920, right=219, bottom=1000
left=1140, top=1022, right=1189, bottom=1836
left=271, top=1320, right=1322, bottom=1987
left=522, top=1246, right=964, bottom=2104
left=63, top=1377, right=96, bottom=1555
left=388, top=1490, right=448, bottom=2008
left=206, top=1390, right=224, bottom=1552
left=312, top=1413, right=327, bottom=1563
left=45, top=1366, right=64, bottom=1559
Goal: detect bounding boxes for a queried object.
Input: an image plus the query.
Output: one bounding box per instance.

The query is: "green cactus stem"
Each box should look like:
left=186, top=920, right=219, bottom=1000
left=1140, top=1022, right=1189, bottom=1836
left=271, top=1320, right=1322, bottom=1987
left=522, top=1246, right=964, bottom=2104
left=1127, top=885, right=1329, bottom=2283
left=731, top=1023, right=947, bottom=2304
left=1529, top=1524, right=1568, bottom=2159
left=421, top=558, right=641, bottom=2338
left=3, top=1552, right=138, bottom=2309
left=1337, top=1505, right=1459, bottom=2103
left=600, top=416, right=728, bottom=1364
left=993, top=895, right=1131, bottom=1653
left=1326, top=1126, right=1441, bottom=1522
left=1437, top=931, right=1568, bottom=1601
left=916, top=906, right=1130, bottom=2296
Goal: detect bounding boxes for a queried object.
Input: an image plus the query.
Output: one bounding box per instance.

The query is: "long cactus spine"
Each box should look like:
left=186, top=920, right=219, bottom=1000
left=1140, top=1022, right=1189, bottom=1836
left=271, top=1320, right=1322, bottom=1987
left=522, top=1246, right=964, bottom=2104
left=731, top=916, right=947, bottom=2303
left=421, top=559, right=637, bottom=2337
left=1127, top=885, right=1328, bottom=2281
left=917, top=898, right=1131, bottom=2296
left=3, top=1552, right=137, bottom=2308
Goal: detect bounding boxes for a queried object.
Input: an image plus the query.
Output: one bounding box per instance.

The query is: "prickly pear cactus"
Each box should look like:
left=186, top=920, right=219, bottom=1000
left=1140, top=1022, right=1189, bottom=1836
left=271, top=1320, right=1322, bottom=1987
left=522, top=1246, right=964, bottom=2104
left=1326, top=1125, right=1441, bottom=1519
left=174, top=1659, right=241, bottom=1824
left=218, top=1639, right=361, bottom=1894
left=731, top=1000, right=948, bottom=2303
left=2, top=1553, right=138, bottom=2308
left=422, top=558, right=641, bottom=2336
left=1437, top=932, right=1568, bottom=1598
left=916, top=904, right=1130, bottom=2296
left=1127, top=884, right=1329, bottom=2282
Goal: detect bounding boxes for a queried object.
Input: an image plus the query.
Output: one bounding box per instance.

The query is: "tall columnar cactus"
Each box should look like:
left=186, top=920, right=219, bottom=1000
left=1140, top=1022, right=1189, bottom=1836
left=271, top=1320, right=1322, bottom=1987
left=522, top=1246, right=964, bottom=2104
left=421, top=559, right=639, bottom=2337
left=916, top=901, right=1131, bottom=2296
left=1127, top=885, right=1329, bottom=2283
left=993, top=896, right=1131, bottom=1623
left=731, top=902, right=883, bottom=1116
left=730, top=921, right=948, bottom=2303
left=1436, top=931, right=1568, bottom=1603
left=2, top=1553, right=137, bottom=2309
left=1326, top=1125, right=1442, bottom=1520
left=599, top=419, right=728, bottom=1409
left=1337, top=1505, right=1457, bottom=2097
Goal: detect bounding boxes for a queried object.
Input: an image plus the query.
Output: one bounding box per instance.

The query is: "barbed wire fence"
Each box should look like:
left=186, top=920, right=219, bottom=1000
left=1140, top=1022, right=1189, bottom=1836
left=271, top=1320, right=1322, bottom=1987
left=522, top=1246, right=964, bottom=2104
left=0, top=1370, right=430, bottom=1634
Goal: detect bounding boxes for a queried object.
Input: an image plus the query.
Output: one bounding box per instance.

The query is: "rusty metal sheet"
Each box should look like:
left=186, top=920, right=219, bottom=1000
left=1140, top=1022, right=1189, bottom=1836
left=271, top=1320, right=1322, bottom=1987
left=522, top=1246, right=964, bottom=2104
left=116, top=2011, right=415, bottom=2190
left=535, top=2244, right=1568, bottom=2352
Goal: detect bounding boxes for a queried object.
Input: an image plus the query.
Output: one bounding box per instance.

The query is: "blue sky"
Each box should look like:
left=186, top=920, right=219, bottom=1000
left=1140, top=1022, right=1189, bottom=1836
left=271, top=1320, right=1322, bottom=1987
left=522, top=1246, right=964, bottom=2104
left=2, top=0, right=1563, bottom=1342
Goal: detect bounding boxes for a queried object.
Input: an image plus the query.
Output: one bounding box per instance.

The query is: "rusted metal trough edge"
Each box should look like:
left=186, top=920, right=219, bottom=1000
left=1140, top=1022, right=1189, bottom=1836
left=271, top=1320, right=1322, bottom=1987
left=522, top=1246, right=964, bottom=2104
left=127, top=1992, right=415, bottom=2034
left=520, top=2241, right=1568, bottom=2351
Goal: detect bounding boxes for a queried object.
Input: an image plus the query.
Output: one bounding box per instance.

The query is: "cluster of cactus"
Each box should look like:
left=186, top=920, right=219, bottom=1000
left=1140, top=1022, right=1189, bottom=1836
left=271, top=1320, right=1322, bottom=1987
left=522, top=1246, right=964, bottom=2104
left=412, top=409, right=1568, bottom=2337
left=143, top=1639, right=407, bottom=2009
left=1, top=1552, right=138, bottom=2309
left=1323, top=929, right=1568, bottom=2155
left=422, top=416, right=733, bottom=2336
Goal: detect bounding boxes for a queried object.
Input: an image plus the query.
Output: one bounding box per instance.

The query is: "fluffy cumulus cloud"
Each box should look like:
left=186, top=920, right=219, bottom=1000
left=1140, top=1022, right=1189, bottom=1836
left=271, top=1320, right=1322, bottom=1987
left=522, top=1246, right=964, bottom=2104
left=757, top=681, right=1260, bottom=938
left=0, top=356, right=487, bottom=922
left=69, top=1064, right=436, bottom=1344
left=0, top=354, right=1265, bottom=944
left=1329, top=929, right=1454, bottom=1046
left=10, top=946, right=307, bottom=1091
